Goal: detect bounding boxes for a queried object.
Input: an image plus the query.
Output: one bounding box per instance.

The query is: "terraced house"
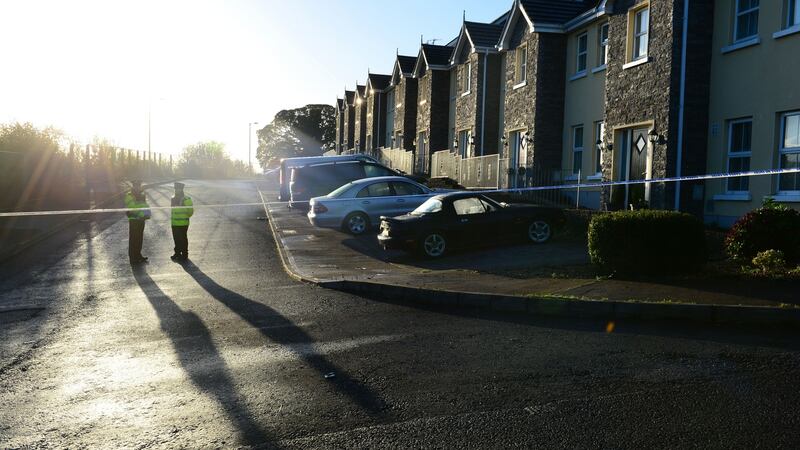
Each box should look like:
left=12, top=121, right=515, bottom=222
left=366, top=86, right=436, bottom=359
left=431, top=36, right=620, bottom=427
left=352, top=84, right=367, bottom=153
left=388, top=55, right=419, bottom=153
left=341, top=90, right=355, bottom=152
left=334, top=98, right=345, bottom=154
left=413, top=43, right=455, bottom=174
left=331, top=0, right=799, bottom=224
left=449, top=16, right=508, bottom=158
left=364, top=73, right=392, bottom=155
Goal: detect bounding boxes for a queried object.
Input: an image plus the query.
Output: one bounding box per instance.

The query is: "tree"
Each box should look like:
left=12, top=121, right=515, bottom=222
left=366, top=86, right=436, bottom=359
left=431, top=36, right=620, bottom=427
left=177, top=141, right=249, bottom=178
left=256, top=104, right=335, bottom=168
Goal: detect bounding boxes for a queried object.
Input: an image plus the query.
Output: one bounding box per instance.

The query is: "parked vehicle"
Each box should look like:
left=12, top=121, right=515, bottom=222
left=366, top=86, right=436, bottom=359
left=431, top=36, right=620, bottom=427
left=289, top=159, right=410, bottom=208
left=377, top=192, right=566, bottom=258
left=277, top=154, right=377, bottom=201
left=308, top=176, right=442, bottom=235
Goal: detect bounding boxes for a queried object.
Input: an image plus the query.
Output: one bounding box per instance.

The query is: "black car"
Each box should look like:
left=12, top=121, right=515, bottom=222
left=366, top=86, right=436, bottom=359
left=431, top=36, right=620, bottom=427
left=289, top=160, right=423, bottom=208
left=377, top=192, right=566, bottom=258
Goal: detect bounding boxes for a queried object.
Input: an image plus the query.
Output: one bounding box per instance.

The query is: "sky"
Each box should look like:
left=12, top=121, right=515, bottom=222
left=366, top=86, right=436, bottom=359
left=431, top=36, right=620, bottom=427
left=0, top=0, right=509, bottom=170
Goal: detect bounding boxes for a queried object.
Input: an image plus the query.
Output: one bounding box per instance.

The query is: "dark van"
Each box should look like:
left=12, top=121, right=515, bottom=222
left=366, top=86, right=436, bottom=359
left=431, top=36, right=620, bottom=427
left=289, top=160, right=400, bottom=208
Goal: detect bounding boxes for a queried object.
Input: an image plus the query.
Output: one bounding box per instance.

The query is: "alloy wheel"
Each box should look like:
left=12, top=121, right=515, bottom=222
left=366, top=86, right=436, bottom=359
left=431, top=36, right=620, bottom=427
left=423, top=233, right=446, bottom=257
left=348, top=214, right=367, bottom=235
left=528, top=220, right=551, bottom=243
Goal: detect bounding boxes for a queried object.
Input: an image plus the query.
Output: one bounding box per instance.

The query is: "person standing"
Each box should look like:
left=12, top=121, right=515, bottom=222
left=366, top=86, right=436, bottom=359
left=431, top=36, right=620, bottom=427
left=170, top=182, right=194, bottom=261
left=125, top=180, right=150, bottom=264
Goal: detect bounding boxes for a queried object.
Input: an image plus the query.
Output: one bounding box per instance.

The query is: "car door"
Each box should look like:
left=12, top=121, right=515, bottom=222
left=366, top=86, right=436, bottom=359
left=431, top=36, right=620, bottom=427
left=389, top=181, right=428, bottom=216
left=356, top=181, right=395, bottom=223
left=450, top=196, right=493, bottom=247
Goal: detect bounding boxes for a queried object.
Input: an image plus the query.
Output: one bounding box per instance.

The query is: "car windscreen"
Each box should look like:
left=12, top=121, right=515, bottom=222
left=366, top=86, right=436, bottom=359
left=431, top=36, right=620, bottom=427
left=411, top=198, right=442, bottom=215
left=327, top=182, right=354, bottom=198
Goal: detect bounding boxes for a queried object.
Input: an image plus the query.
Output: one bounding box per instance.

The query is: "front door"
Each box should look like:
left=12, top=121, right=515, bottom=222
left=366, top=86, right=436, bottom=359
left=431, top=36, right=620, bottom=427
left=416, top=131, right=427, bottom=174
left=627, top=128, right=649, bottom=208
left=510, top=130, right=527, bottom=188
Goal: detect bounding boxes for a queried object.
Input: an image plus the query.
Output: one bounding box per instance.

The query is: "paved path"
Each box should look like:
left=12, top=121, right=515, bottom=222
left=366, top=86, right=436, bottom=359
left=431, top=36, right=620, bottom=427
left=1, top=179, right=799, bottom=448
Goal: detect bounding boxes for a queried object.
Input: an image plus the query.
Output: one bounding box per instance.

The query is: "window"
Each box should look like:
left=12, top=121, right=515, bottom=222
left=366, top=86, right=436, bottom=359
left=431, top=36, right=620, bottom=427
left=515, top=44, right=527, bottom=84
left=785, top=0, right=800, bottom=29
left=419, top=76, right=427, bottom=103
left=453, top=197, right=487, bottom=216
left=357, top=182, right=392, bottom=198
left=458, top=130, right=470, bottom=158
left=779, top=112, right=800, bottom=193
left=572, top=125, right=584, bottom=175
left=734, top=0, right=759, bottom=42
left=576, top=33, right=588, bottom=73
left=462, top=62, right=471, bottom=94
left=633, top=7, right=649, bottom=60
left=726, top=119, right=753, bottom=192
left=411, top=198, right=442, bottom=215
left=479, top=198, right=497, bottom=212
left=510, top=130, right=527, bottom=167
left=391, top=182, right=424, bottom=196
left=598, top=23, right=609, bottom=66
left=595, top=121, right=605, bottom=174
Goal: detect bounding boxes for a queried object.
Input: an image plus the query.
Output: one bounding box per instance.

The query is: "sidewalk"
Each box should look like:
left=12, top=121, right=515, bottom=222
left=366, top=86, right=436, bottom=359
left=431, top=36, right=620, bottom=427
left=265, top=202, right=800, bottom=325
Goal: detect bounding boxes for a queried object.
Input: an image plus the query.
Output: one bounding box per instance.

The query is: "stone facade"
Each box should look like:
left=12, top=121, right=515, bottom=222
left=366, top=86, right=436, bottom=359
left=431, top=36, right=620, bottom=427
left=365, top=90, right=387, bottom=153
left=334, top=99, right=345, bottom=154
left=393, top=76, right=418, bottom=152
left=602, top=0, right=713, bottom=212
left=353, top=86, right=367, bottom=152
left=342, top=91, right=355, bottom=151
left=416, top=68, right=452, bottom=171
left=503, top=26, right=567, bottom=171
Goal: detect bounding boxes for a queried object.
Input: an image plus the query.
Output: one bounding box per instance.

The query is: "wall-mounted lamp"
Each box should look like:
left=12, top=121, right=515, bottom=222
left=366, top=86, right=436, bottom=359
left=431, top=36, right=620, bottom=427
left=501, top=135, right=508, bottom=147
left=453, top=138, right=459, bottom=149
left=648, top=128, right=666, bottom=145
left=523, top=132, right=533, bottom=145
left=596, top=139, right=613, bottom=152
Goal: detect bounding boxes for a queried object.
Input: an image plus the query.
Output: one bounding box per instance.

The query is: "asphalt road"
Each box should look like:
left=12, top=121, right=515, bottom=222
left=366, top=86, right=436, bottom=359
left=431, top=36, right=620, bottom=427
left=1, top=179, right=799, bottom=449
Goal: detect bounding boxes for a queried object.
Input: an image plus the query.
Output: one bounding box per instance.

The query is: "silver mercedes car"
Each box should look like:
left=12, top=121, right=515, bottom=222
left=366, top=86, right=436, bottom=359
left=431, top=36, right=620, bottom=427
left=308, top=176, right=442, bottom=235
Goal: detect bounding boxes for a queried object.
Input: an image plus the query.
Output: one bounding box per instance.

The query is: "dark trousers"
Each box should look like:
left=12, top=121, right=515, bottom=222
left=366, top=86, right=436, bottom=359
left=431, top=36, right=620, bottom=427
left=172, top=225, right=189, bottom=256
left=129, top=219, right=145, bottom=261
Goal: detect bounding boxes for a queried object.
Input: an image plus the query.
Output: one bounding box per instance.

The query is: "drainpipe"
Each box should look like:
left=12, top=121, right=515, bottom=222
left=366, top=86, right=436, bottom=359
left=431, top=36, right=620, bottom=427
left=674, top=0, right=689, bottom=211
left=480, top=50, right=488, bottom=156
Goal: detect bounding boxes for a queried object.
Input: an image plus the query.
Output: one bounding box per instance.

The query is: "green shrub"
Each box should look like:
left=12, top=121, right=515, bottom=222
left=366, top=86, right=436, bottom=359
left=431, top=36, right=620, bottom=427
left=750, top=249, right=786, bottom=274
left=725, top=203, right=800, bottom=264
left=588, top=210, right=706, bottom=274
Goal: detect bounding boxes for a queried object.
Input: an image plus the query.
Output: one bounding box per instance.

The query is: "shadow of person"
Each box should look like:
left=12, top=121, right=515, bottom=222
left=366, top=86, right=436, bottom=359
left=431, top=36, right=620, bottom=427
left=179, top=261, right=388, bottom=417
left=132, top=267, right=279, bottom=449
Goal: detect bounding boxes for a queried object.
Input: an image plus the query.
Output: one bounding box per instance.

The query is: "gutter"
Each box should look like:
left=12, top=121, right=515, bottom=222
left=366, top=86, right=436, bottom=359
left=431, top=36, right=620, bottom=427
left=675, top=0, right=689, bottom=211
left=480, top=50, right=488, bottom=156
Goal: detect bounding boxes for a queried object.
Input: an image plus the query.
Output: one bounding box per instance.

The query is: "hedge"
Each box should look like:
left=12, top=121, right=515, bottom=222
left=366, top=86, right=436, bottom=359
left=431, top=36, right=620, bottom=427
left=725, top=203, right=800, bottom=264
left=588, top=210, right=706, bottom=274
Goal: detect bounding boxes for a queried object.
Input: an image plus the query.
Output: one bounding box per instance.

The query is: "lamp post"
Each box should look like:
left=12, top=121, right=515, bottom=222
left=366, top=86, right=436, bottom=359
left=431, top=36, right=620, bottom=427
left=249, top=121, right=259, bottom=175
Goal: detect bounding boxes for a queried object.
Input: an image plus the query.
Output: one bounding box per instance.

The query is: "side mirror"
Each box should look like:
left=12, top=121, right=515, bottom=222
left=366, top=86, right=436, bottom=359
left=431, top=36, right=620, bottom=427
left=499, top=202, right=509, bottom=208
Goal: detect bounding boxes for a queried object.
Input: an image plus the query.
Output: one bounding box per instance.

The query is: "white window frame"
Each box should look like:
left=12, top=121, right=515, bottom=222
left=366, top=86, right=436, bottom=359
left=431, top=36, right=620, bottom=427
left=458, top=129, right=470, bottom=158
left=726, top=118, right=753, bottom=194
left=572, top=125, right=584, bottom=175
left=633, top=7, right=649, bottom=60
left=515, top=45, right=528, bottom=85
left=734, top=0, right=760, bottom=43
left=785, top=0, right=800, bottom=28
left=598, top=22, right=609, bottom=67
left=778, top=111, right=800, bottom=194
left=576, top=32, right=588, bottom=74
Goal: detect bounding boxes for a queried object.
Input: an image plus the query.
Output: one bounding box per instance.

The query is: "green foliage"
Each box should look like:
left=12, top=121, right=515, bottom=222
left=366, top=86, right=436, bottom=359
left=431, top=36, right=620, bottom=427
left=750, top=249, right=787, bottom=274
left=177, top=141, right=249, bottom=178
left=588, top=210, right=706, bottom=274
left=725, top=205, right=800, bottom=264
left=256, top=104, right=336, bottom=168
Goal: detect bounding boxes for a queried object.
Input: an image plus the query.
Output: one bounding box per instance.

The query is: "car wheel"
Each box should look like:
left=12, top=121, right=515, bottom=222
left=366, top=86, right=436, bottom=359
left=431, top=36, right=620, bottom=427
left=419, top=232, right=447, bottom=258
left=527, top=220, right=552, bottom=244
left=343, top=212, right=370, bottom=235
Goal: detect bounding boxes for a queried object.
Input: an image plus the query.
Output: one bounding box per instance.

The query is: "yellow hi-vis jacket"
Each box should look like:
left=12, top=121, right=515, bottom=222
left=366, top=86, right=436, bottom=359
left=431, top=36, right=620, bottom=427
left=124, top=191, right=150, bottom=220
left=171, top=195, right=194, bottom=226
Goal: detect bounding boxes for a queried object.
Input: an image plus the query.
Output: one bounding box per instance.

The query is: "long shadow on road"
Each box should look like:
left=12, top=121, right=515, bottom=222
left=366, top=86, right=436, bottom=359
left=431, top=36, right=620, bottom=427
left=179, top=260, right=389, bottom=418
left=132, top=267, right=277, bottom=449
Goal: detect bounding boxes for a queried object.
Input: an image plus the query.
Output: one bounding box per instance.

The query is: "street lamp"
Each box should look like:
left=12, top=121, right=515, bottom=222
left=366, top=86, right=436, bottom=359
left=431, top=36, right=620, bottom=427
left=249, top=121, right=259, bottom=175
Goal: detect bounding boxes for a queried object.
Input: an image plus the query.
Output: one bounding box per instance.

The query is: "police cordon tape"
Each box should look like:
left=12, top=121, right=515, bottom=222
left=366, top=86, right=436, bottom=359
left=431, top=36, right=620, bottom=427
left=1, top=166, right=799, bottom=218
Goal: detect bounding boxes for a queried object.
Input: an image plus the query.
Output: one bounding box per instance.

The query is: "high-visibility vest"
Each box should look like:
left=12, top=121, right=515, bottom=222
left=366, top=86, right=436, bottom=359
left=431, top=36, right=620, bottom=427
left=124, top=191, right=150, bottom=220
left=171, top=195, right=194, bottom=226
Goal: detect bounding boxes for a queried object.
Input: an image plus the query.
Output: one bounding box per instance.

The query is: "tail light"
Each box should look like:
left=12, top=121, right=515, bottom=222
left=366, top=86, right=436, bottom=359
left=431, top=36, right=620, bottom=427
left=313, top=203, right=328, bottom=214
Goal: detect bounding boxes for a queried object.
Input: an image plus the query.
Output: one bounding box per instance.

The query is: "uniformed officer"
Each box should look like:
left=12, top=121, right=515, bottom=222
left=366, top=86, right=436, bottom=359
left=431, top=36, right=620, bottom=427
left=124, top=180, right=150, bottom=264
left=170, top=182, right=194, bottom=261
